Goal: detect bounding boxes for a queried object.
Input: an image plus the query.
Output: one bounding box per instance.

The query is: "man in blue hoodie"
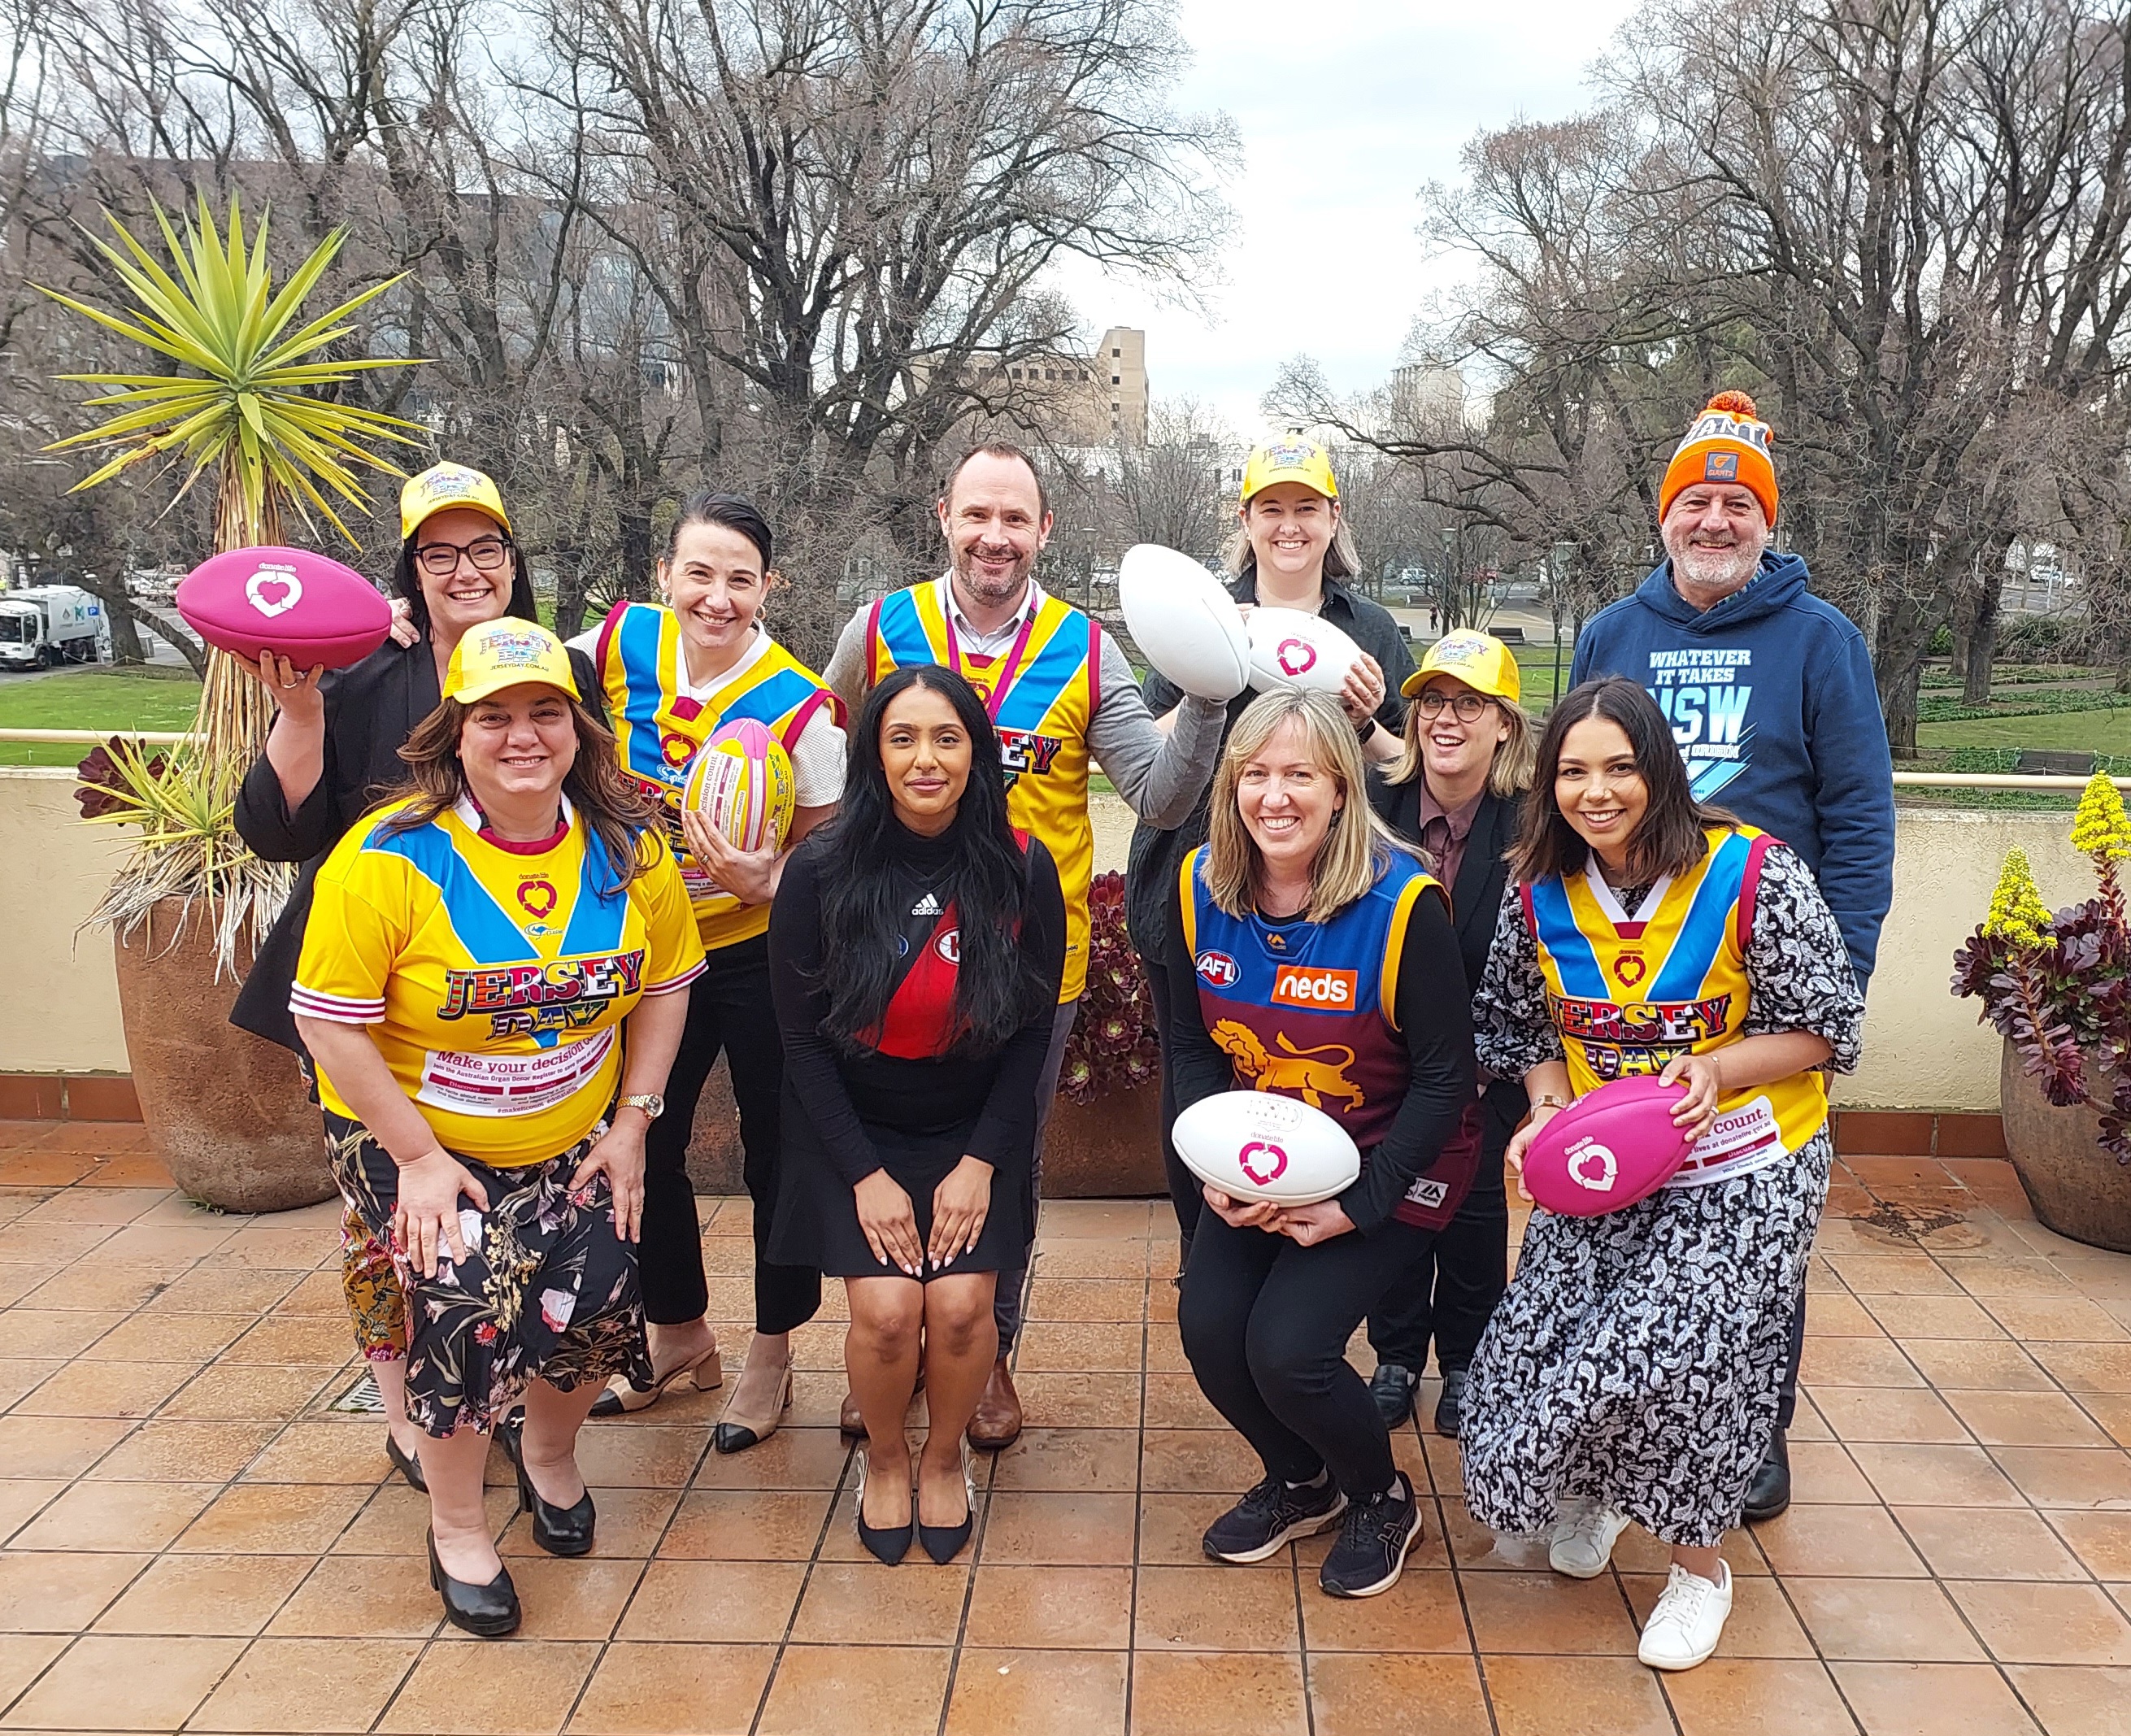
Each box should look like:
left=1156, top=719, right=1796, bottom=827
left=1571, top=389, right=1894, bottom=1522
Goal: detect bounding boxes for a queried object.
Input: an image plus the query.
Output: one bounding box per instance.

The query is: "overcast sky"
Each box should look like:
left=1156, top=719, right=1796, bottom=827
left=1049, top=0, right=1642, bottom=437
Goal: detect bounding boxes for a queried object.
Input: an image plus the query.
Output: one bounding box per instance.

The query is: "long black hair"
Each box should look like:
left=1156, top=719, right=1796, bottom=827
left=815, top=664, right=1047, bottom=1055
left=1514, top=675, right=1739, bottom=884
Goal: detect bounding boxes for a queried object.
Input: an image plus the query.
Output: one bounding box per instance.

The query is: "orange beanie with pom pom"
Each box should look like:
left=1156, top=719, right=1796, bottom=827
left=1659, top=390, right=1777, bottom=527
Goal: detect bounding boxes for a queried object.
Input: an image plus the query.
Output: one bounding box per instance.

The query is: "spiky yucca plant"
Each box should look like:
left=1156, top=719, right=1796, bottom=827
left=40, top=189, right=423, bottom=966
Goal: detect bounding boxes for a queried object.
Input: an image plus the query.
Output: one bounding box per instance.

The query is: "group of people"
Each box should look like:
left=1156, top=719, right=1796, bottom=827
left=228, top=386, right=1894, bottom=1676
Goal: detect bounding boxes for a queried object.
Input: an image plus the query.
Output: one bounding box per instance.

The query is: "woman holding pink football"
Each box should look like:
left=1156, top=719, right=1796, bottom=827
left=1460, top=676, right=1862, bottom=1671
left=569, top=492, right=844, bottom=1455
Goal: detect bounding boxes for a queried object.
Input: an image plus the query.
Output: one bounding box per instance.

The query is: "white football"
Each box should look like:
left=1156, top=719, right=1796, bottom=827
left=1172, top=1090, right=1362, bottom=1207
left=1246, top=607, right=1363, bottom=695
left=1118, top=543, right=1250, bottom=702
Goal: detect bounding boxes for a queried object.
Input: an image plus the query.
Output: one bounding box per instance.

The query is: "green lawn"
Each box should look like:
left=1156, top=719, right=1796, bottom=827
left=1918, top=706, right=2131, bottom=755
left=0, top=667, right=202, bottom=765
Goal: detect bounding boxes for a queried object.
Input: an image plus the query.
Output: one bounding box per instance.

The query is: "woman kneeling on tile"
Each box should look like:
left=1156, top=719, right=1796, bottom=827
left=767, top=666, right=1064, bottom=1565
left=1459, top=677, right=1863, bottom=1670
left=291, top=620, right=704, bottom=1636
left=1167, top=690, right=1481, bottom=1601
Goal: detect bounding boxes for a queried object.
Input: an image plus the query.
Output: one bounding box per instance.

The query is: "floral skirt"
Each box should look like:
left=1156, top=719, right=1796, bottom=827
left=339, top=1204, right=406, bottom=1360
left=1459, top=1130, right=1832, bottom=1549
left=324, top=1112, right=651, bottom=1438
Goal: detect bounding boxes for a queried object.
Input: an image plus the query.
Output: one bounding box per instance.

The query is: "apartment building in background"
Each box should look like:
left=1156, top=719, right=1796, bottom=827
left=971, top=326, right=1150, bottom=446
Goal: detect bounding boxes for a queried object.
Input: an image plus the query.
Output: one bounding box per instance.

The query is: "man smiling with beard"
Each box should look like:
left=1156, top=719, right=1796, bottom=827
left=825, top=441, right=1228, bottom=1450
left=1568, top=391, right=1894, bottom=1523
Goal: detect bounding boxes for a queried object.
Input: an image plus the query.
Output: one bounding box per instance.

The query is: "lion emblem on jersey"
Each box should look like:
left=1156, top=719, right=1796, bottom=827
left=1210, top=1021, right=1366, bottom=1111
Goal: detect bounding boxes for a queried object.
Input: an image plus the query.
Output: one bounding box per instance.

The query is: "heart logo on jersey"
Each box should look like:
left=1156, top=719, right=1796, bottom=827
left=1276, top=638, right=1316, bottom=677
left=1614, top=953, right=1647, bottom=987
left=516, top=879, right=559, bottom=918
left=245, top=567, right=302, bottom=618
left=659, top=731, right=695, bottom=768
left=1238, top=1141, right=1289, bottom=1187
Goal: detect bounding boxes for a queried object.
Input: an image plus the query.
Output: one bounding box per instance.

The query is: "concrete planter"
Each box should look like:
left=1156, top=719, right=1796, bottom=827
left=113, top=899, right=334, bottom=1213
left=1998, top=1039, right=2131, bottom=1254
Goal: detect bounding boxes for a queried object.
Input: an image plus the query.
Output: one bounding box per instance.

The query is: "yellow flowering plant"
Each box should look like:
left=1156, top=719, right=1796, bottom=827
left=1955, top=782, right=2131, bottom=1160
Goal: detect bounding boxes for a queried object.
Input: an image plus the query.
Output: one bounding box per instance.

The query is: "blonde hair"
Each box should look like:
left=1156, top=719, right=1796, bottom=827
left=1203, top=690, right=1418, bottom=923
left=1385, top=684, right=1537, bottom=800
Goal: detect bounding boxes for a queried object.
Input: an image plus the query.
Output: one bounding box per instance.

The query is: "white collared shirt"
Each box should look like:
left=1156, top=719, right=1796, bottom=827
left=937, top=572, right=1046, bottom=658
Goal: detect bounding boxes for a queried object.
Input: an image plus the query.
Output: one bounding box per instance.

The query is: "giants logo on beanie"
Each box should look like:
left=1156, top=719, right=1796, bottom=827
left=1659, top=390, right=1778, bottom=527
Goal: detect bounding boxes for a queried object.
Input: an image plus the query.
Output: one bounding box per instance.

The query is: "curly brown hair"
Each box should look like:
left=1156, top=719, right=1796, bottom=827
left=381, top=696, right=665, bottom=894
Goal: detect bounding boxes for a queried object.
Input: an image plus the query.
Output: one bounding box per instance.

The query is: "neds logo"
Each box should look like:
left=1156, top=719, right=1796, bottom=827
left=1270, top=965, right=1356, bottom=1009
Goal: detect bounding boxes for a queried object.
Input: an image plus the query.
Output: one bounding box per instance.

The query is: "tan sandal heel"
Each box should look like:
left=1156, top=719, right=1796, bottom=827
left=713, top=1361, right=794, bottom=1455
left=591, top=1341, right=723, bottom=1417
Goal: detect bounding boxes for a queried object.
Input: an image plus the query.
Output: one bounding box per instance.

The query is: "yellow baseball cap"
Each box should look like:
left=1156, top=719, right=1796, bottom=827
left=443, top=620, right=581, bottom=705
left=1239, top=435, right=1338, bottom=505
left=400, top=462, right=511, bottom=543
left=1402, top=629, right=1520, bottom=704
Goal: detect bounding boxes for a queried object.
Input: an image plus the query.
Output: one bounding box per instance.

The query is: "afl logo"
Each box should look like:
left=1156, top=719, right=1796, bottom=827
left=1276, top=638, right=1316, bottom=677
left=935, top=928, right=962, bottom=964
left=1195, top=950, right=1239, bottom=987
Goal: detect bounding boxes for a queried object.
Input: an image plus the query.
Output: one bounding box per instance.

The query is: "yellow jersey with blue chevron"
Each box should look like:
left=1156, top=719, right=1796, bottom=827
left=593, top=601, right=837, bottom=950
left=1521, top=824, right=1826, bottom=1187
left=1178, top=843, right=1481, bottom=1229
left=293, top=797, right=707, bottom=1164
left=864, top=576, right=1098, bottom=999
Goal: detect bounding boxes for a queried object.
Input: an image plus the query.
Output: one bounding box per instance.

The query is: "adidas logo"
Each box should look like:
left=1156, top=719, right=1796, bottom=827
left=911, top=891, right=943, bottom=917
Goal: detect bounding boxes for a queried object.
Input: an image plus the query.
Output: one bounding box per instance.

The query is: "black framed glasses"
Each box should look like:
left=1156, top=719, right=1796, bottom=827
left=1415, top=689, right=1491, bottom=723
left=414, top=535, right=513, bottom=576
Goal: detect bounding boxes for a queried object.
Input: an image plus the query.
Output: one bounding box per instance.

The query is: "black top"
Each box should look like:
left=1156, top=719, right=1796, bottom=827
left=228, top=635, right=602, bottom=1052
left=1367, top=778, right=1530, bottom=1154
left=1162, top=869, right=1477, bottom=1236
left=770, top=822, right=1068, bottom=1189
left=1125, top=569, right=1415, bottom=964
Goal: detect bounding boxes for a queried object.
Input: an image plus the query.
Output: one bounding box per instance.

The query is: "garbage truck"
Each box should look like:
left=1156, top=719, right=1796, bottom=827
left=0, top=585, right=104, bottom=669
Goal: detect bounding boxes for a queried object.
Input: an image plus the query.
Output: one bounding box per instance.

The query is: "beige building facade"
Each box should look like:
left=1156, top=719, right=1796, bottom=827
left=979, top=325, right=1150, bottom=446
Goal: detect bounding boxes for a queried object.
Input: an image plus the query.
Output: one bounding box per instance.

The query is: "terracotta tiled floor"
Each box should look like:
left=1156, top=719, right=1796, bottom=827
left=2, top=1123, right=2130, bottom=1734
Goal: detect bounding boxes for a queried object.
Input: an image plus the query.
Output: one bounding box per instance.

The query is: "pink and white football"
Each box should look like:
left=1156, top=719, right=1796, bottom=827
left=1246, top=607, right=1364, bottom=696
left=681, top=718, right=796, bottom=853
left=1172, top=1089, right=1362, bottom=1207
left=1118, top=543, right=1250, bottom=701
left=1521, top=1076, right=1694, bottom=1217
left=176, top=546, right=391, bottom=670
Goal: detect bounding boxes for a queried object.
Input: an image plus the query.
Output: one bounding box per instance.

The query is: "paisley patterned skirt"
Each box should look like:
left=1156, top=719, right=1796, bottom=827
left=325, top=1112, right=652, bottom=1438
left=1459, top=1130, right=1832, bottom=1548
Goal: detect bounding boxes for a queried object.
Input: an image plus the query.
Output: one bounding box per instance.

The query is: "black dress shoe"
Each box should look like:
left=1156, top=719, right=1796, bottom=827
left=1742, top=1427, right=1790, bottom=1523
left=385, top=1433, right=427, bottom=1493
left=918, top=1449, right=976, bottom=1564
left=426, top=1529, right=520, bottom=1636
left=1368, top=1364, right=1419, bottom=1428
left=855, top=1451, right=913, bottom=1566
left=1433, top=1369, right=1468, bottom=1439
left=515, top=1459, right=597, bottom=1556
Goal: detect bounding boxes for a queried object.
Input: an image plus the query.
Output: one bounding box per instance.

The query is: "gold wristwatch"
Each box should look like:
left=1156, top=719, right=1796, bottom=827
left=618, top=1094, right=665, bottom=1120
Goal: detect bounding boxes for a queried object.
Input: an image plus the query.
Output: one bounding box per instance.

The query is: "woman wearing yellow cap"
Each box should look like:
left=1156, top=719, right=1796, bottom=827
left=1361, top=630, right=1534, bottom=1438
left=234, top=463, right=598, bottom=1493
left=292, top=619, right=704, bottom=1636
left=1127, top=435, right=1416, bottom=1251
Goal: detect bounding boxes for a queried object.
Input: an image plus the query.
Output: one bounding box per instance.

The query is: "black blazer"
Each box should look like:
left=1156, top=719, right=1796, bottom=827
left=1368, top=777, right=1528, bottom=1155
left=228, top=635, right=602, bottom=1051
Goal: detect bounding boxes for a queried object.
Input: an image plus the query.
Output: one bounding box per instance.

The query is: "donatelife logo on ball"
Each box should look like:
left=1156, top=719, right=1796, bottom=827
left=1238, top=1141, right=1288, bottom=1188
left=246, top=564, right=303, bottom=618
left=1276, top=638, right=1316, bottom=677
left=1567, top=1137, right=1620, bottom=1194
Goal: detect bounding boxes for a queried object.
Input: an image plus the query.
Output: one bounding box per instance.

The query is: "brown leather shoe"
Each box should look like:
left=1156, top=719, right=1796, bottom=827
left=966, top=1356, right=1022, bottom=1451
left=841, top=1363, right=924, bottom=1438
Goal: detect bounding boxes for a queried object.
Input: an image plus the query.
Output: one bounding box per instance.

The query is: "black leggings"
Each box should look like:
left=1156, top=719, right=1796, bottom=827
left=1366, top=1150, right=1508, bottom=1374
left=1179, top=1205, right=1437, bottom=1499
left=641, top=936, right=820, bottom=1334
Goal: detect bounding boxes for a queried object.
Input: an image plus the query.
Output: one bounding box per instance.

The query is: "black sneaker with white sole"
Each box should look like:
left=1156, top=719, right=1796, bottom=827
left=1202, top=1474, right=1347, bottom=1563
left=1318, top=1473, right=1423, bottom=1599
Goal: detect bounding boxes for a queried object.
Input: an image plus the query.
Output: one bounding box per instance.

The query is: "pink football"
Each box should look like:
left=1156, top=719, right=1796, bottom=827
left=176, top=546, right=391, bottom=670
left=1522, top=1075, right=1694, bottom=1217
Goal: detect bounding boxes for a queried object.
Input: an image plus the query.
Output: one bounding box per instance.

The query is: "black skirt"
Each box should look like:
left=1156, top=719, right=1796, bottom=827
left=767, top=1081, right=1030, bottom=1280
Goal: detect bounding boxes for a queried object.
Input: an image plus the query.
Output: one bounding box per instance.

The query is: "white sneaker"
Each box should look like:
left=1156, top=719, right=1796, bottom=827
left=1637, top=1561, right=1732, bottom=1670
left=1547, top=1499, right=1631, bottom=1579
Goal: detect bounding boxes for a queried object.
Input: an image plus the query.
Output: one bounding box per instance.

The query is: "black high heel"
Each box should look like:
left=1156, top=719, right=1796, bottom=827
left=917, top=1443, right=976, bottom=1565
left=385, top=1433, right=426, bottom=1493
left=427, top=1529, right=520, bottom=1637
left=855, top=1449, right=913, bottom=1566
left=515, top=1457, right=596, bottom=1556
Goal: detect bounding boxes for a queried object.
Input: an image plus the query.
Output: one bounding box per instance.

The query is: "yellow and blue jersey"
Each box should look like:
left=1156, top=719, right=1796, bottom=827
left=864, top=580, right=1098, bottom=999
left=594, top=600, right=838, bottom=950
left=1523, top=824, right=1827, bottom=1182
left=294, top=798, right=706, bottom=1164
